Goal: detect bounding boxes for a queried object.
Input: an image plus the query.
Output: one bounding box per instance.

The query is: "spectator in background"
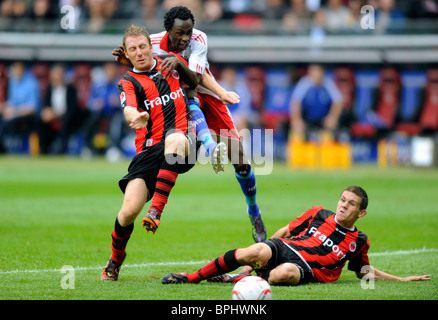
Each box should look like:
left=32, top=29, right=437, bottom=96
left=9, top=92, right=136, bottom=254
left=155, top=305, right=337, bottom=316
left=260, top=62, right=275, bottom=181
left=82, top=62, right=127, bottom=158
left=262, top=0, right=288, bottom=20
left=202, top=0, right=224, bottom=24
left=218, top=66, right=260, bottom=155
left=83, top=0, right=119, bottom=34
left=222, top=0, right=254, bottom=18
left=29, top=0, right=58, bottom=32
left=321, top=0, right=351, bottom=34
left=218, top=66, right=252, bottom=132
left=289, top=64, right=343, bottom=141
left=374, top=0, right=406, bottom=34
left=282, top=0, right=313, bottom=34
left=412, top=0, right=438, bottom=19
left=0, top=0, right=29, bottom=31
left=245, top=66, right=266, bottom=130
left=0, top=0, right=14, bottom=31
left=162, top=0, right=203, bottom=23
left=0, top=62, right=39, bottom=153
left=38, top=64, right=81, bottom=154
left=309, top=7, right=327, bottom=42
left=345, top=0, right=369, bottom=33
left=83, top=0, right=105, bottom=33
left=131, top=0, right=165, bottom=29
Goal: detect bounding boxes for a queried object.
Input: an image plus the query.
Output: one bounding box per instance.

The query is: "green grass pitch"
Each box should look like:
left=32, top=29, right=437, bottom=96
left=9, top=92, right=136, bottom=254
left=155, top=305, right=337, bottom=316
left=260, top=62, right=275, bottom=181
left=0, top=156, right=437, bottom=301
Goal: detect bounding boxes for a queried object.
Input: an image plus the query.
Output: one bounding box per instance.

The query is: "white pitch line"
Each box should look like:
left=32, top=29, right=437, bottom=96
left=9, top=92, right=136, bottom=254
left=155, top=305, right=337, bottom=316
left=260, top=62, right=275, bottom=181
left=0, top=260, right=210, bottom=275
left=1, top=247, right=437, bottom=275
left=368, top=247, right=438, bottom=257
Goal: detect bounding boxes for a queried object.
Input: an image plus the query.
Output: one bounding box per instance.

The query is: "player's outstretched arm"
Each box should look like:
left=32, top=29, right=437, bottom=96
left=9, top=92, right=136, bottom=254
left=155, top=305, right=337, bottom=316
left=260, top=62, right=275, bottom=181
left=356, top=266, right=431, bottom=282
left=200, top=72, right=240, bottom=105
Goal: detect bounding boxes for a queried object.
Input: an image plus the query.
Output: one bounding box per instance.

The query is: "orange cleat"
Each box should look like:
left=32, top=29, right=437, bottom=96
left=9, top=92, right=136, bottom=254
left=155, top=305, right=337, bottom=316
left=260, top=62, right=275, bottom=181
left=142, top=208, right=161, bottom=234
left=101, top=254, right=126, bottom=281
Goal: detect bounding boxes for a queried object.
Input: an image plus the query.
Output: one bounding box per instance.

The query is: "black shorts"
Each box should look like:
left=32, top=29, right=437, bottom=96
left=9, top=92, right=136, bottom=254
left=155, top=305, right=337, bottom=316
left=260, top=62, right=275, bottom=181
left=118, top=134, right=201, bottom=202
left=257, top=238, right=315, bottom=285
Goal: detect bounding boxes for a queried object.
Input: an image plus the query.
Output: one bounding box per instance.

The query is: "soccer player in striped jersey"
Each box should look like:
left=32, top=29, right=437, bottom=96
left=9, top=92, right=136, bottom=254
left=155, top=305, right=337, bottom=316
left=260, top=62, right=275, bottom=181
left=101, top=25, right=203, bottom=281
left=162, top=186, right=431, bottom=285
left=113, top=6, right=266, bottom=243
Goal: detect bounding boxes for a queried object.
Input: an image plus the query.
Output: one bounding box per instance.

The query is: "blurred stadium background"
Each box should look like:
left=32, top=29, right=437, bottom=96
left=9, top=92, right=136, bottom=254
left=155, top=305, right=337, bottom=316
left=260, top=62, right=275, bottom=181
left=0, top=0, right=438, bottom=168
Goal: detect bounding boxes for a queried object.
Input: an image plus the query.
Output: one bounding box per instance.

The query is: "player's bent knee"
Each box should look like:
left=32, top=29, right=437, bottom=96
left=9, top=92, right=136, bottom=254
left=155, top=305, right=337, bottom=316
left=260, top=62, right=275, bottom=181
left=236, top=243, right=271, bottom=269
left=165, top=133, right=188, bottom=156
left=268, top=263, right=301, bottom=286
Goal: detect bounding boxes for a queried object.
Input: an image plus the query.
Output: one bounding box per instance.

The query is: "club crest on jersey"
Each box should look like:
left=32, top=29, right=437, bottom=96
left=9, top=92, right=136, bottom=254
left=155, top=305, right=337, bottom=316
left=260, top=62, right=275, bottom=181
left=349, top=241, right=357, bottom=252
left=120, top=91, right=126, bottom=104
left=172, top=70, right=179, bottom=79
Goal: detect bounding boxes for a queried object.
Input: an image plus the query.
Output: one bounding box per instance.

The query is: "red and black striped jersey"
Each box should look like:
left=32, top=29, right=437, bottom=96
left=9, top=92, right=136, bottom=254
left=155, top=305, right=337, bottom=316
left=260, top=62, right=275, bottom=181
left=117, top=55, right=192, bottom=153
left=282, top=206, right=370, bottom=283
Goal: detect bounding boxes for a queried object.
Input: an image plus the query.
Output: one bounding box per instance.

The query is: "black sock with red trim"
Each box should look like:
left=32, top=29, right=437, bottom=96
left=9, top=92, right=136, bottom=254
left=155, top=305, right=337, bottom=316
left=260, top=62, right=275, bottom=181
left=110, top=217, right=133, bottom=264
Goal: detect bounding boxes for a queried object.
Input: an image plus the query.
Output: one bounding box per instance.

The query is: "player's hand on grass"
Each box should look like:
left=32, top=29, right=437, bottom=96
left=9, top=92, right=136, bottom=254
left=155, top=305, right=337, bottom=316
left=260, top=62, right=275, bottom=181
left=400, top=275, right=431, bottom=281
left=240, top=266, right=254, bottom=275
left=129, top=111, right=149, bottom=129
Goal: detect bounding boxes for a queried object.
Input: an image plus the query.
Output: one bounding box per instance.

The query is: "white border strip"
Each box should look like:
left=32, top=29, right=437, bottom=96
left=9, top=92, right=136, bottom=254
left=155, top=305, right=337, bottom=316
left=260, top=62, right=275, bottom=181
left=1, top=247, right=436, bottom=275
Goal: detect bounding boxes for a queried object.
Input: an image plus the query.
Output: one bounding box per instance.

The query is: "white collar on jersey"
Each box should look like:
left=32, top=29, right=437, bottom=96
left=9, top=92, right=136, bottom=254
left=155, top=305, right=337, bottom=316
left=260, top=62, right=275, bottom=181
left=334, top=216, right=355, bottom=232
left=133, top=59, right=157, bottom=73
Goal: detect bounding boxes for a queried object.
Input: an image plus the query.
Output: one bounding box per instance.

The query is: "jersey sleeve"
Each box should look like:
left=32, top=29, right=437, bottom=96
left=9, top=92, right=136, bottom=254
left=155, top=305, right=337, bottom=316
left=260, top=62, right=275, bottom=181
left=118, top=77, right=140, bottom=111
left=288, top=206, right=324, bottom=236
left=347, top=237, right=370, bottom=273
left=188, top=32, right=208, bottom=75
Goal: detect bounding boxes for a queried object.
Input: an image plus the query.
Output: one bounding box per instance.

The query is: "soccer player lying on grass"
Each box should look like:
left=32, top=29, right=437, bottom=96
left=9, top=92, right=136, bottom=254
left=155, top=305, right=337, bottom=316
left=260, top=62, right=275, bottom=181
left=162, top=186, right=430, bottom=285
left=101, top=25, right=204, bottom=281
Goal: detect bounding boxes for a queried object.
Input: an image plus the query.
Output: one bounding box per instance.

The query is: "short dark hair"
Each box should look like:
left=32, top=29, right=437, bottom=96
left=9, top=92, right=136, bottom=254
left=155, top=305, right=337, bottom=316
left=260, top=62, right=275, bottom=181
left=164, top=6, right=195, bottom=31
left=343, top=186, right=368, bottom=210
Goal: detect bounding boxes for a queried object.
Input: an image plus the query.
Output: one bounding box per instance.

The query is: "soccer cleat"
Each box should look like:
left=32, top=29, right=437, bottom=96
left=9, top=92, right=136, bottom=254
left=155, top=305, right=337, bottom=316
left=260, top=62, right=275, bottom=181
left=162, top=272, right=189, bottom=284
left=101, top=254, right=126, bottom=281
left=142, top=208, right=161, bottom=234
left=207, top=272, right=251, bottom=283
left=211, top=142, right=227, bottom=173
left=249, top=214, right=267, bottom=243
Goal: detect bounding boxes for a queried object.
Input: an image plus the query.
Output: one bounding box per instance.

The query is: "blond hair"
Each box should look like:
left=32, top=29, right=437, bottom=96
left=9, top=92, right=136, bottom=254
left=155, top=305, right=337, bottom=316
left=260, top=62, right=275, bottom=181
left=122, top=25, right=151, bottom=49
